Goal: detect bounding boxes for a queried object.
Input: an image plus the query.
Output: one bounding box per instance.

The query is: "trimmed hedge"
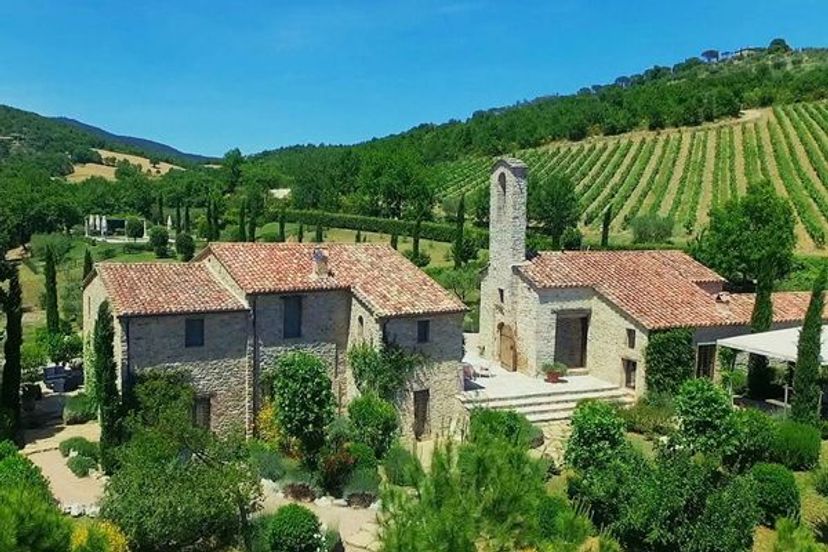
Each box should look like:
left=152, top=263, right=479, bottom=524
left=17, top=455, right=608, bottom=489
left=644, top=328, right=695, bottom=395
left=59, top=436, right=99, bottom=462
left=63, top=393, right=96, bottom=425
left=772, top=419, right=821, bottom=470
left=263, top=504, right=324, bottom=552
left=749, top=462, right=800, bottom=526
left=67, top=455, right=97, bottom=478
left=275, top=208, right=489, bottom=248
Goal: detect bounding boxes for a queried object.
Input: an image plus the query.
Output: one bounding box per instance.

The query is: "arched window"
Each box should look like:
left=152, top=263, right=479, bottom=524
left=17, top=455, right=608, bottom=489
left=357, top=315, right=364, bottom=341
left=498, top=172, right=507, bottom=193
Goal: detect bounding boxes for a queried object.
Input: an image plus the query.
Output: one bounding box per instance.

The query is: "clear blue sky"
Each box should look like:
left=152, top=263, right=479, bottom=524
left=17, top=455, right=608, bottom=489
left=1, top=1, right=826, bottom=157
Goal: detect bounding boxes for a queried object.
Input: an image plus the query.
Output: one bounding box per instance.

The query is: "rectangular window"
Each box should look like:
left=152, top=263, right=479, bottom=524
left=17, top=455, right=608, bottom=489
left=696, top=344, right=716, bottom=379
left=498, top=288, right=504, bottom=303
left=623, top=359, right=637, bottom=390
left=417, top=320, right=430, bottom=343
left=185, top=318, right=204, bottom=348
left=192, top=396, right=211, bottom=429
left=283, top=296, right=302, bottom=339
left=626, top=328, right=636, bottom=349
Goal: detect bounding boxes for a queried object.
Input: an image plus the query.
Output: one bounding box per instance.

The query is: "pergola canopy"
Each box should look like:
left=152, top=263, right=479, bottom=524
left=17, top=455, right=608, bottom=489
left=717, top=326, right=828, bottom=365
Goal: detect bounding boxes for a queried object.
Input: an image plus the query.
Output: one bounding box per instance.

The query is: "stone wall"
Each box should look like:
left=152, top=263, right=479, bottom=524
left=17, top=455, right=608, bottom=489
left=82, top=274, right=125, bottom=389
left=254, top=290, right=352, bottom=413
left=384, top=313, right=465, bottom=438
left=125, top=311, right=251, bottom=435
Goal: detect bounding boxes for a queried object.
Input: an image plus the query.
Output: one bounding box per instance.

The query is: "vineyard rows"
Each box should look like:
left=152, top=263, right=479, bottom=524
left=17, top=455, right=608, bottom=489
left=433, top=101, right=828, bottom=250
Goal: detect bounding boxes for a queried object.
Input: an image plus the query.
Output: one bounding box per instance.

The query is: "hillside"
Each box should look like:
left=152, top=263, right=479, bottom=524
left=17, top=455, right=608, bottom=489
left=53, top=116, right=214, bottom=164
left=436, top=101, right=828, bottom=252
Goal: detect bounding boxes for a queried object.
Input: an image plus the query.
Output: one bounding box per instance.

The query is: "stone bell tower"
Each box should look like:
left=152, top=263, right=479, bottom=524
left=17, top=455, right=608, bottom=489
left=478, top=158, right=528, bottom=364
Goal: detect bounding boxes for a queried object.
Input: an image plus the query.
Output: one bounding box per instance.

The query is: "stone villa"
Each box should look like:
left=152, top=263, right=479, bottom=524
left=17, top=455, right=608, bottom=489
left=83, top=243, right=466, bottom=437
left=479, top=158, right=816, bottom=398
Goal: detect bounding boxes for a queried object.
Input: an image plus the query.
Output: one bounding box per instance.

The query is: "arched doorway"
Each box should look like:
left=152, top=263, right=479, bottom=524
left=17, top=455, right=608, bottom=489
left=498, top=322, right=517, bottom=371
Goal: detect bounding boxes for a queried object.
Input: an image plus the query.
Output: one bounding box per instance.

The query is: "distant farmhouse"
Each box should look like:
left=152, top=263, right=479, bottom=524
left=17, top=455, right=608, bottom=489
left=479, top=158, right=816, bottom=397
left=83, top=243, right=466, bottom=437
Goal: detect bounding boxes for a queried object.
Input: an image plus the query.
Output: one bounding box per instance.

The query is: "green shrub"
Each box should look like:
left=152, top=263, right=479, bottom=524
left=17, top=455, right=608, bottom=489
left=750, top=463, right=800, bottom=526
left=565, top=400, right=626, bottom=471
left=0, top=440, right=17, bottom=461
left=687, top=473, right=760, bottom=552
left=673, top=378, right=733, bottom=454
left=383, top=443, right=423, bottom=487
left=774, top=517, right=822, bottom=552
left=347, top=442, right=378, bottom=470
left=630, top=213, right=674, bottom=244
left=644, top=328, right=694, bottom=394
left=772, top=419, right=821, bottom=470
left=724, top=408, right=774, bottom=472
left=249, top=441, right=288, bottom=482
left=348, top=393, right=398, bottom=459
left=59, top=436, right=99, bottom=461
left=468, top=408, right=537, bottom=448
left=67, top=455, right=97, bottom=478
left=263, top=504, right=324, bottom=552
left=281, top=464, right=320, bottom=502
left=319, top=447, right=355, bottom=497
left=0, top=452, right=53, bottom=502
left=174, top=232, right=195, bottom=261
left=63, top=393, right=97, bottom=425
left=344, top=467, right=380, bottom=508
left=812, top=466, right=828, bottom=497
left=148, top=226, right=169, bottom=258
left=618, top=395, right=674, bottom=436
left=546, top=502, right=593, bottom=546
left=0, top=486, right=71, bottom=552
left=537, top=494, right=570, bottom=540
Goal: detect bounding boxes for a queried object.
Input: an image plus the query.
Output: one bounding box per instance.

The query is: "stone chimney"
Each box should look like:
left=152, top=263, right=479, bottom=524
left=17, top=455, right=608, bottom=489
left=311, top=247, right=329, bottom=279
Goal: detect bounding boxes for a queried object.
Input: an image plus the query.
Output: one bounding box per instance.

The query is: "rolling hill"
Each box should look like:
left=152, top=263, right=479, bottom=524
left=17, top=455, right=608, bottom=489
left=434, top=101, right=828, bottom=252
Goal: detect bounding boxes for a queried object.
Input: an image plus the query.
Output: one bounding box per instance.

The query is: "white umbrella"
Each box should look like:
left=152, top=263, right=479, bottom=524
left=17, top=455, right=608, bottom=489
left=167, top=215, right=173, bottom=232
left=101, top=216, right=108, bottom=236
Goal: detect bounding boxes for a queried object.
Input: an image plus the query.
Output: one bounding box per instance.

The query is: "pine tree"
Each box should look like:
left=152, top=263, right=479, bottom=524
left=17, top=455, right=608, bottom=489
left=94, top=301, right=120, bottom=474
left=452, top=194, right=466, bottom=268
left=0, top=264, right=22, bottom=444
left=601, top=207, right=611, bottom=248
left=44, top=246, right=60, bottom=335
left=297, top=223, right=304, bottom=243
left=791, top=266, right=826, bottom=425
left=238, top=204, right=247, bottom=242
left=747, top=276, right=774, bottom=399
left=277, top=213, right=286, bottom=243
left=82, top=249, right=93, bottom=281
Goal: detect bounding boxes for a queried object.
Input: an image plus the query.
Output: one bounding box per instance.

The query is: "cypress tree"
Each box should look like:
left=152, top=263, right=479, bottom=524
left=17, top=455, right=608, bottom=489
left=247, top=197, right=257, bottom=242
left=1, top=264, right=22, bottom=444
left=297, top=223, right=304, bottom=243
left=238, top=204, right=247, bottom=242
left=601, top=207, right=611, bottom=248
left=277, top=212, right=286, bottom=243
left=453, top=194, right=466, bottom=268
left=791, top=266, right=826, bottom=425
left=184, top=203, right=191, bottom=233
left=747, top=276, right=774, bottom=399
left=82, top=249, right=94, bottom=281
left=211, top=199, right=221, bottom=240
left=390, top=230, right=398, bottom=250
left=175, top=201, right=182, bottom=232
left=156, top=193, right=164, bottom=224
left=413, top=219, right=422, bottom=257
left=314, top=223, right=324, bottom=243
left=355, top=229, right=362, bottom=243
left=205, top=201, right=213, bottom=240
left=44, top=246, right=60, bottom=335
left=94, top=301, right=120, bottom=474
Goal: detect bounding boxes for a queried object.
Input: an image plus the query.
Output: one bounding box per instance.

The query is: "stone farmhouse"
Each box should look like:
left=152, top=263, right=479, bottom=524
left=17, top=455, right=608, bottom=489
left=83, top=243, right=466, bottom=437
left=479, top=158, right=816, bottom=398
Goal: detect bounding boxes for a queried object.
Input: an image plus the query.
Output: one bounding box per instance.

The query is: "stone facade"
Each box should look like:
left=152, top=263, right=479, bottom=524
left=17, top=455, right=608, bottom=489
left=83, top=254, right=465, bottom=439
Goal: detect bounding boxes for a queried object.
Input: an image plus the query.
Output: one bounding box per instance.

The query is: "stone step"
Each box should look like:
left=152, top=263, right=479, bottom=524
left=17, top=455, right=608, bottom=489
left=460, top=385, right=625, bottom=408
left=525, top=397, right=634, bottom=423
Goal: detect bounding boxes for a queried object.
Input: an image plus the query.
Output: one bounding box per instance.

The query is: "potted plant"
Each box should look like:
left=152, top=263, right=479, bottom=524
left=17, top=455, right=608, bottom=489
left=542, top=362, right=568, bottom=384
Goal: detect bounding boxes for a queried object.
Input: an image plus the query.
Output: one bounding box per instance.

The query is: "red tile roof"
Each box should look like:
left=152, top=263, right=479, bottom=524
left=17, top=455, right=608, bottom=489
left=95, top=262, right=247, bottom=317
left=199, top=243, right=467, bottom=317
left=517, top=250, right=813, bottom=330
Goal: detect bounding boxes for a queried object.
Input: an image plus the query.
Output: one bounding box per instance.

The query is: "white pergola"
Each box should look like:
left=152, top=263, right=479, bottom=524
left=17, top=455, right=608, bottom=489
left=717, top=326, right=828, bottom=364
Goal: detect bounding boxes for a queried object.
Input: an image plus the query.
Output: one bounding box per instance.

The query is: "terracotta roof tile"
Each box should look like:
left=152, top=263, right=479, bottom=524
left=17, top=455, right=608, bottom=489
left=517, top=250, right=814, bottom=330
left=201, top=243, right=467, bottom=317
left=95, top=262, right=247, bottom=317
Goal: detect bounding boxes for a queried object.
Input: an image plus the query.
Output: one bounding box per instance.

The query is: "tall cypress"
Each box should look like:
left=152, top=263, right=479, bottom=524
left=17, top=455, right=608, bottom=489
left=205, top=201, right=213, bottom=240
left=184, top=203, right=191, bottom=233
left=1, top=264, right=22, bottom=444
left=453, top=194, right=466, bottom=268
left=211, top=199, right=221, bottom=241
left=175, top=201, right=182, bottom=232
left=747, top=276, right=774, bottom=399
left=390, top=230, right=398, bottom=250
left=791, top=266, right=826, bottom=425
left=297, top=223, right=304, bottom=243
left=247, top=197, right=257, bottom=242
left=238, top=204, right=247, bottom=242
left=355, top=229, right=362, bottom=243
left=94, top=301, right=120, bottom=474
left=412, top=219, right=422, bottom=257
left=601, top=207, right=611, bottom=248
left=156, top=193, right=164, bottom=225
left=82, top=249, right=94, bottom=281
left=44, top=246, right=60, bottom=335
left=314, top=223, right=324, bottom=243
left=277, top=212, right=286, bottom=243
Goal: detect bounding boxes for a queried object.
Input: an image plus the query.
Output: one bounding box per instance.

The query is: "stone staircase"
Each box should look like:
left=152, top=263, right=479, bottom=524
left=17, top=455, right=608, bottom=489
left=460, top=377, right=634, bottom=424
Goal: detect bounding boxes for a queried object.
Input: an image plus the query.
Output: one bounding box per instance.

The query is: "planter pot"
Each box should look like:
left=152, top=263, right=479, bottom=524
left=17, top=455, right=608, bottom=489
left=545, top=372, right=561, bottom=384
left=346, top=492, right=377, bottom=509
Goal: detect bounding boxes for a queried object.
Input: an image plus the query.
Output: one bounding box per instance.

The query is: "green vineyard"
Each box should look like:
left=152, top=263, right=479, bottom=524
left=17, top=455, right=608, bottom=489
left=434, top=100, right=828, bottom=251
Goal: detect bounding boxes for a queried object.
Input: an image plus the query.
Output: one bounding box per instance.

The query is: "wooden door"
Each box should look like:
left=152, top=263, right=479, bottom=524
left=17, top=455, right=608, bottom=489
left=499, top=324, right=517, bottom=371
left=413, top=389, right=430, bottom=440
